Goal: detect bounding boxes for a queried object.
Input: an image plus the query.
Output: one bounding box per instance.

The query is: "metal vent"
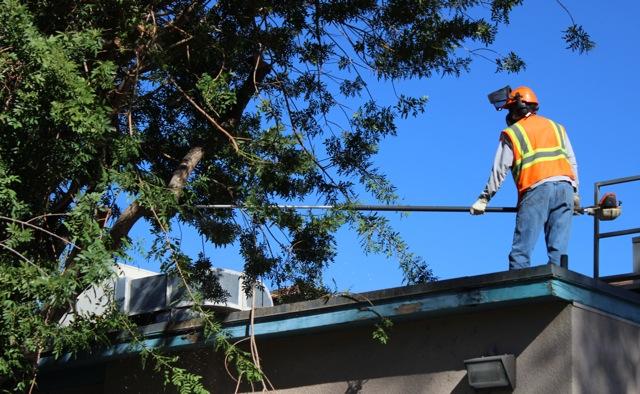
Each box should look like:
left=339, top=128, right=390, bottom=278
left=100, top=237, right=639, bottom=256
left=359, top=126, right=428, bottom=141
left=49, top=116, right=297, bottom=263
left=117, top=267, right=273, bottom=316
left=127, top=275, right=168, bottom=315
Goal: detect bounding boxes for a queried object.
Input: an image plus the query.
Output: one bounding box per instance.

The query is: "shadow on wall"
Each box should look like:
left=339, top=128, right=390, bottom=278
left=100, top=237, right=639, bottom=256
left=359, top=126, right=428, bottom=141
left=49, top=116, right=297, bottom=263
left=572, top=307, right=640, bottom=394
left=250, top=302, right=568, bottom=393
left=449, top=378, right=512, bottom=394
left=506, top=304, right=573, bottom=394
left=55, top=301, right=570, bottom=393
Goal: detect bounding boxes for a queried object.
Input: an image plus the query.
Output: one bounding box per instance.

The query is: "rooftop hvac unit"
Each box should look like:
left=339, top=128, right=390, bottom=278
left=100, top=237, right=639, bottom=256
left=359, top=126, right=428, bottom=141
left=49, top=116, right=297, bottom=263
left=116, top=267, right=273, bottom=316
left=61, top=264, right=273, bottom=325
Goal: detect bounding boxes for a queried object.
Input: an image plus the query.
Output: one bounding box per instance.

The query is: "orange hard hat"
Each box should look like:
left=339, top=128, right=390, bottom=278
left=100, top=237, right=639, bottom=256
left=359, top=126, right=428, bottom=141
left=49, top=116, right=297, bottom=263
left=504, top=86, right=538, bottom=108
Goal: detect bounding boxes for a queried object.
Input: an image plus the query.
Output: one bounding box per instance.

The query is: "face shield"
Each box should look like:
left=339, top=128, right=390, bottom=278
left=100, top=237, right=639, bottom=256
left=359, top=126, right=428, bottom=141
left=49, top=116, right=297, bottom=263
left=487, top=86, right=512, bottom=110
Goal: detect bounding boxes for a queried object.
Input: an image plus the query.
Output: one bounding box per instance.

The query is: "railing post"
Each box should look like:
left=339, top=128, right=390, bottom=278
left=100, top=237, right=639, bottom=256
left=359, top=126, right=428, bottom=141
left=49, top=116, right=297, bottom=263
left=593, top=184, right=600, bottom=279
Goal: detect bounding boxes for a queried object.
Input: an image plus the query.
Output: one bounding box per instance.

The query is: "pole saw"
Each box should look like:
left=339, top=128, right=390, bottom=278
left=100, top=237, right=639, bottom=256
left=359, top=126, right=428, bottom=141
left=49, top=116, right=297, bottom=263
left=577, top=192, right=622, bottom=221
left=196, top=192, right=622, bottom=220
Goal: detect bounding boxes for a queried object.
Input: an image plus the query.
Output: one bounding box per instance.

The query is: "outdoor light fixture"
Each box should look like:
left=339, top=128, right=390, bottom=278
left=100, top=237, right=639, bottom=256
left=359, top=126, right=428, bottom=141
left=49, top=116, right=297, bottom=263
left=463, top=354, right=516, bottom=390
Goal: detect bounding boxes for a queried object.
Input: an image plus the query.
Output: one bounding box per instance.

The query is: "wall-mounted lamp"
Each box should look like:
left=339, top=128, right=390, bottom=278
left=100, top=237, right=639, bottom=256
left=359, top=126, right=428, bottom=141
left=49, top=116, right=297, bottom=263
left=463, top=354, right=516, bottom=390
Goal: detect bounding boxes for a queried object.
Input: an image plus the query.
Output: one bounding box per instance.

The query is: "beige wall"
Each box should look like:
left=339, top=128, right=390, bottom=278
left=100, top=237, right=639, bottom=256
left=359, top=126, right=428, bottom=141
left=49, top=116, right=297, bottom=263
left=572, top=305, right=640, bottom=394
left=252, top=302, right=572, bottom=394
left=102, top=301, right=571, bottom=393
left=50, top=300, right=640, bottom=393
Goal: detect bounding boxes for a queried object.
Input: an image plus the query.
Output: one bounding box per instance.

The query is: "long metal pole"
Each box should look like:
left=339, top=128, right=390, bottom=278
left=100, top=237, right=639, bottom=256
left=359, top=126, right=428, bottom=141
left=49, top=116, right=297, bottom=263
left=195, top=204, right=518, bottom=213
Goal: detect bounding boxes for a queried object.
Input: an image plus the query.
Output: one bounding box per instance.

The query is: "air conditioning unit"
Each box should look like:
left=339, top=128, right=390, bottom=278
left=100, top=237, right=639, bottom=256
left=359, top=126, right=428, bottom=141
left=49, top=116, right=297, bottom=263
left=117, top=267, right=273, bottom=316
left=61, top=264, right=273, bottom=325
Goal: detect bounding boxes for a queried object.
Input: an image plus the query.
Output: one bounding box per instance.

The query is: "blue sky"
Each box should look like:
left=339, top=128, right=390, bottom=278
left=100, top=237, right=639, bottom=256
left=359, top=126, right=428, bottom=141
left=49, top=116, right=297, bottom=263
left=131, top=1, right=640, bottom=293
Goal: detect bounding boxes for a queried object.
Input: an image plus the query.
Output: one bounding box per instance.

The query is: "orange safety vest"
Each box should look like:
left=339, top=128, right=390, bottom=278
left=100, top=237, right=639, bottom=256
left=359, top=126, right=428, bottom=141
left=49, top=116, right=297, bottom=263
left=501, top=114, right=575, bottom=196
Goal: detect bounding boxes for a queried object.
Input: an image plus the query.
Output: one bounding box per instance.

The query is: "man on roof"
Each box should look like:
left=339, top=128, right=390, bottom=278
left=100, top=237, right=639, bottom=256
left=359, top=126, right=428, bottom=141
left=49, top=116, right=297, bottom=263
left=470, top=86, right=580, bottom=269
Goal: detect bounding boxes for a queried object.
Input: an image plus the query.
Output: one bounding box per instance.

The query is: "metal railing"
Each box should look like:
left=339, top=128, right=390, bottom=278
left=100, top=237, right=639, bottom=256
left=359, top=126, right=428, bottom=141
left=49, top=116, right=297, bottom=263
left=593, top=175, right=640, bottom=279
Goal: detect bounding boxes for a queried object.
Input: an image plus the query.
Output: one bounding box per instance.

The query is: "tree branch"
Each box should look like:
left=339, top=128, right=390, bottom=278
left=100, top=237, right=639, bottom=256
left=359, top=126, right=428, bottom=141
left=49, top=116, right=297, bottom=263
left=225, top=54, right=272, bottom=127
left=50, top=180, right=80, bottom=214
left=109, top=146, right=205, bottom=250
left=169, top=76, right=240, bottom=152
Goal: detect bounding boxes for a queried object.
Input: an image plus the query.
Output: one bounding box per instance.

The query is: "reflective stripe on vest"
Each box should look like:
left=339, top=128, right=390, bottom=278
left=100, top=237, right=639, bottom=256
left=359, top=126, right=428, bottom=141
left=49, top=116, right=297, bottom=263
left=502, top=117, right=574, bottom=193
left=548, top=120, right=566, bottom=150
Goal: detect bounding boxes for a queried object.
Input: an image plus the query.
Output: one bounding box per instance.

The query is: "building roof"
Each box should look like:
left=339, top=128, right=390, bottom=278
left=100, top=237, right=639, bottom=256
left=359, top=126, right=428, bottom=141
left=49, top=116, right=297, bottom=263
left=39, top=264, right=640, bottom=369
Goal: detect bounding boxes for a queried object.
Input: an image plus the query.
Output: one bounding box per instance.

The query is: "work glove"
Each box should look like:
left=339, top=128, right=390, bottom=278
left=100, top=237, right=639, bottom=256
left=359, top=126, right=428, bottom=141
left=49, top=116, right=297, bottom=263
left=573, top=193, right=581, bottom=215
left=470, top=197, right=488, bottom=215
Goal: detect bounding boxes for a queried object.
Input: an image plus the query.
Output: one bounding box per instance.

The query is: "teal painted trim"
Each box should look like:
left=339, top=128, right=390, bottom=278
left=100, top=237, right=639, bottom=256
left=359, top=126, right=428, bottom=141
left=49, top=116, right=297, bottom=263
left=550, top=280, right=640, bottom=323
left=224, top=281, right=553, bottom=338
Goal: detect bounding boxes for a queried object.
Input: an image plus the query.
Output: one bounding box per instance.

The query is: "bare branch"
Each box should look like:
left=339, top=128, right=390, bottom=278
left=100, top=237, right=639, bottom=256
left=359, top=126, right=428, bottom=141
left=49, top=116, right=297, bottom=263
left=0, top=242, right=48, bottom=276
left=169, top=76, right=240, bottom=152
left=0, top=215, right=79, bottom=251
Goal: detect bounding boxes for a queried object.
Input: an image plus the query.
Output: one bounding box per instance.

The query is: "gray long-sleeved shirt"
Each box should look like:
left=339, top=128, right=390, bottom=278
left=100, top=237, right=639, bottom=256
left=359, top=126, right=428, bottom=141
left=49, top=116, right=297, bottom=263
left=478, top=123, right=579, bottom=202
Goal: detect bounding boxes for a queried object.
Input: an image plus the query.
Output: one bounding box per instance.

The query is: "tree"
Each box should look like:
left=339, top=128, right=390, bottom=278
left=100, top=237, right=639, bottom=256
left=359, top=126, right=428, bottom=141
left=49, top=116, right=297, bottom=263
left=0, top=0, right=593, bottom=391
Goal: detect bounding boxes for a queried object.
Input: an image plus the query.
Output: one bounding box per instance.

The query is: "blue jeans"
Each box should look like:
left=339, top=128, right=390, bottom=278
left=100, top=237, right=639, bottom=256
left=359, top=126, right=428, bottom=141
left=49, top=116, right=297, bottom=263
left=509, top=181, right=574, bottom=270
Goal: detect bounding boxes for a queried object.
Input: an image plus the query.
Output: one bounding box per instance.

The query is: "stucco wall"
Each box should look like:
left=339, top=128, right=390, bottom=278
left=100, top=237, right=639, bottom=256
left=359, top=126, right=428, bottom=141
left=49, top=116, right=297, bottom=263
left=98, top=301, right=572, bottom=393
left=44, top=300, right=640, bottom=394
left=571, top=304, right=640, bottom=394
